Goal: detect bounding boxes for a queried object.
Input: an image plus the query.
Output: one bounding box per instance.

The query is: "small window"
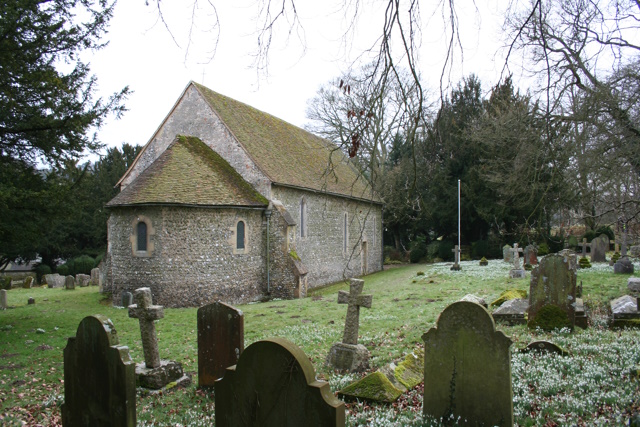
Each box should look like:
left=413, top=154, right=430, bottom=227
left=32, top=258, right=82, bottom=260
left=343, top=213, right=348, bottom=253
left=137, top=222, right=148, bottom=251
left=236, top=221, right=245, bottom=250
left=300, top=198, right=306, bottom=238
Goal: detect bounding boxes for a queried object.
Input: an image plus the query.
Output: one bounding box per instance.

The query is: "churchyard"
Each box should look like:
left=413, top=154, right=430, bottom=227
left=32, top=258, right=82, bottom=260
left=1, top=259, right=640, bottom=426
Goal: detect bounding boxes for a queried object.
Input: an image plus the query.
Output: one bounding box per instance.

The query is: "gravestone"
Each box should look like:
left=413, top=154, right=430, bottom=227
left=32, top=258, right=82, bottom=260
left=326, top=279, right=372, bottom=372
left=503, top=244, right=513, bottom=263
left=0, top=289, right=7, bottom=310
left=90, top=268, right=100, bottom=286
left=628, top=278, right=640, bottom=294
left=524, top=244, right=538, bottom=265
left=64, top=275, right=75, bottom=290
left=614, top=256, right=635, bottom=274
left=76, top=274, right=91, bottom=287
left=522, top=341, right=569, bottom=356
left=28, top=297, right=35, bottom=305
left=422, top=301, right=513, bottom=426
left=590, top=235, right=608, bottom=263
left=450, top=245, right=461, bottom=271
left=492, top=298, right=528, bottom=325
left=22, top=276, right=33, bottom=289
left=62, top=314, right=136, bottom=426
left=509, top=243, right=525, bottom=278
left=611, top=294, right=640, bottom=328
left=45, top=273, right=64, bottom=288
left=528, top=253, right=577, bottom=330
left=215, top=337, right=345, bottom=427
left=128, top=287, right=189, bottom=389
left=121, top=291, right=133, bottom=308
left=459, top=294, right=487, bottom=308
left=197, top=301, right=244, bottom=387
left=630, top=245, right=640, bottom=258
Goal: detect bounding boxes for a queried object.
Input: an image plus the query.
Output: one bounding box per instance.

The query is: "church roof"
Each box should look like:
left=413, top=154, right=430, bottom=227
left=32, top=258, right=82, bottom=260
left=192, top=83, right=377, bottom=201
left=107, top=136, right=268, bottom=208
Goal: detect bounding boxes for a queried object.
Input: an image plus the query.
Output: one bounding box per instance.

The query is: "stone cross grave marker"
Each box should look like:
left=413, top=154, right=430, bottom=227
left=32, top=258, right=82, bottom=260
left=216, top=337, right=345, bottom=427
left=326, top=279, right=373, bottom=372
left=338, top=279, right=372, bottom=345
left=0, top=289, right=7, bottom=310
left=128, top=287, right=164, bottom=369
left=62, top=314, right=136, bottom=426
left=197, top=300, right=244, bottom=387
left=422, top=301, right=513, bottom=426
left=511, top=243, right=524, bottom=269
left=578, top=238, right=591, bottom=258
left=528, top=253, right=577, bottom=330
left=451, top=245, right=462, bottom=271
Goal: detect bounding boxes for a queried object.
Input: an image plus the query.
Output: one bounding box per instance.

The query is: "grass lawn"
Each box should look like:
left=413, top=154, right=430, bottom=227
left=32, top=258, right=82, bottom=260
left=1, top=259, right=639, bottom=426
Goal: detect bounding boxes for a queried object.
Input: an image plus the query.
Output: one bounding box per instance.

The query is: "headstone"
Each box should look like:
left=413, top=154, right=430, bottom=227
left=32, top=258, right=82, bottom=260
left=522, top=341, right=569, bottom=356
left=503, top=244, right=513, bottom=263
left=28, top=297, right=35, bottom=305
left=422, top=301, right=513, bottom=426
left=45, top=273, right=64, bottom=288
left=492, top=298, right=529, bottom=325
left=578, top=238, right=591, bottom=258
left=64, top=275, right=75, bottom=290
left=61, top=314, right=136, bottom=426
left=0, top=289, right=7, bottom=310
left=459, top=294, right=487, bottom=308
left=90, top=268, right=100, bottom=286
left=524, top=244, right=538, bottom=265
left=628, top=278, right=640, bottom=293
left=121, top=291, right=133, bottom=308
left=197, top=301, right=244, bottom=387
left=610, top=295, right=638, bottom=317
left=76, top=274, right=91, bottom=287
left=450, top=245, right=461, bottom=271
left=590, top=235, right=607, bottom=263
left=215, top=338, right=345, bottom=427
left=614, top=256, right=635, bottom=274
left=22, top=276, right=34, bottom=289
left=528, top=253, right=577, bottom=330
left=128, top=287, right=188, bottom=390
left=326, top=279, right=372, bottom=372
left=509, top=243, right=525, bottom=278
left=630, top=245, right=640, bottom=258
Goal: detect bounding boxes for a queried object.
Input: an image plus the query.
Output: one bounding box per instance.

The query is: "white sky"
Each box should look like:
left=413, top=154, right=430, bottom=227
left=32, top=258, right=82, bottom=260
left=88, top=1, right=509, bottom=156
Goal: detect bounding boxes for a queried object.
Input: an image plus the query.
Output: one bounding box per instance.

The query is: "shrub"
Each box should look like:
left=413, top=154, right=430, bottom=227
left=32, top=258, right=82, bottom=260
left=1, top=277, right=11, bottom=290
left=595, top=225, right=614, bottom=241
left=34, top=264, right=51, bottom=284
left=471, top=240, right=490, bottom=259
left=426, top=241, right=440, bottom=259
left=527, top=304, right=572, bottom=331
left=583, top=230, right=597, bottom=244
left=94, top=253, right=104, bottom=267
left=567, top=235, right=578, bottom=250
left=56, top=262, right=71, bottom=276
left=409, top=237, right=427, bottom=263
left=73, top=255, right=95, bottom=275
left=384, top=245, right=404, bottom=262
left=437, top=240, right=455, bottom=261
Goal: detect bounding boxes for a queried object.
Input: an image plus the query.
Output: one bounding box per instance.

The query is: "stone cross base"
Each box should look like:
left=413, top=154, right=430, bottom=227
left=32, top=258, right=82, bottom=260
left=509, top=269, right=526, bottom=279
left=325, top=342, right=370, bottom=372
left=135, top=360, right=190, bottom=390
left=614, top=257, right=635, bottom=274
left=450, top=263, right=461, bottom=271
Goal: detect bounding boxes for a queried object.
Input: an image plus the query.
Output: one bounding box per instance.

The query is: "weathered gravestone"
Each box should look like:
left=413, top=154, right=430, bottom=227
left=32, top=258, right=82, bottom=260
left=628, top=278, right=640, bottom=294
left=522, top=340, right=569, bottom=356
left=630, top=245, right=640, bottom=258
left=121, top=291, right=133, bottom=308
left=492, top=298, right=529, bottom=325
left=0, top=289, right=7, bottom=310
left=509, top=243, right=525, bottom=279
left=528, top=253, right=577, bottom=330
left=128, top=287, right=189, bottom=390
left=28, top=297, right=35, bottom=305
left=215, top=337, right=346, bottom=427
left=503, top=244, right=513, bottom=263
left=45, top=273, right=64, bottom=288
left=451, top=245, right=461, bottom=271
left=22, top=276, right=34, bottom=289
left=90, top=268, right=101, bottom=286
left=64, top=275, right=75, bottom=290
left=524, top=244, right=538, bottom=266
left=76, top=274, right=91, bottom=287
left=62, top=314, right=136, bottom=427
left=197, top=301, right=244, bottom=387
left=422, top=301, right=513, bottom=426
left=590, top=235, right=608, bottom=263
left=326, top=279, right=372, bottom=372
left=610, top=295, right=640, bottom=328
left=614, top=256, right=635, bottom=274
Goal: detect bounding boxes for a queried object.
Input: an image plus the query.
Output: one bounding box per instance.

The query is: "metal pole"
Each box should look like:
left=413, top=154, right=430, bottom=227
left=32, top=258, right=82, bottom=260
left=458, top=179, right=461, bottom=255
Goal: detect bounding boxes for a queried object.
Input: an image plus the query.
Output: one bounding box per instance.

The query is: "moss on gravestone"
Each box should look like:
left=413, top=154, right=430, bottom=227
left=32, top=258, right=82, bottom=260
left=338, top=371, right=404, bottom=403
left=394, top=349, right=424, bottom=389
left=527, top=304, right=572, bottom=331
left=579, top=257, right=592, bottom=268
left=611, top=318, right=640, bottom=329
left=490, top=289, right=528, bottom=307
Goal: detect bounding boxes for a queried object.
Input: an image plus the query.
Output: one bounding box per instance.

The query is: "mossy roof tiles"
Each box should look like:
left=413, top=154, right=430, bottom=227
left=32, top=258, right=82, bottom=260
left=107, top=135, right=268, bottom=207
left=192, top=83, right=377, bottom=201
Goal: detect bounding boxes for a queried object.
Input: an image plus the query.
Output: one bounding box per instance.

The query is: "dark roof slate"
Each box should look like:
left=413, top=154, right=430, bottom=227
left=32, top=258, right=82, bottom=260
left=192, top=83, right=377, bottom=201
left=107, top=135, right=268, bottom=208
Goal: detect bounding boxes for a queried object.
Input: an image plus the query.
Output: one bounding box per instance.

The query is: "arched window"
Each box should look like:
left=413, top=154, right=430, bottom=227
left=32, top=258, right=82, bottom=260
left=137, top=221, right=148, bottom=252
left=236, top=221, right=245, bottom=250
left=300, top=198, right=306, bottom=238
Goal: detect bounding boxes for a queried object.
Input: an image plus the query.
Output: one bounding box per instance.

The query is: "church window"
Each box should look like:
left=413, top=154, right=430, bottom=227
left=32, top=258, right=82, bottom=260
left=137, top=221, right=147, bottom=251
left=300, top=198, right=307, bottom=238
left=343, top=213, right=348, bottom=253
left=236, top=221, right=246, bottom=250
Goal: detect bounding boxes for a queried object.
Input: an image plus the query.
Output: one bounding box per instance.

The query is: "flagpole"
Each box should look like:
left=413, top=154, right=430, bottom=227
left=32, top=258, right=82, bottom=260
left=458, top=179, right=461, bottom=255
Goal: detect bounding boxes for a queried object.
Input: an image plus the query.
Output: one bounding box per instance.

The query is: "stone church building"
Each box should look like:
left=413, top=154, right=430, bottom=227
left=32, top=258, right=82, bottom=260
left=105, top=82, right=383, bottom=307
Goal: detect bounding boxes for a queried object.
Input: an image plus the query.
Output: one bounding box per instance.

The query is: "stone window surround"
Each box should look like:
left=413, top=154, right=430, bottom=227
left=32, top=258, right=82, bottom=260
left=300, top=197, right=307, bottom=239
left=343, top=212, right=349, bottom=256
left=230, top=218, right=250, bottom=255
left=130, top=215, right=155, bottom=257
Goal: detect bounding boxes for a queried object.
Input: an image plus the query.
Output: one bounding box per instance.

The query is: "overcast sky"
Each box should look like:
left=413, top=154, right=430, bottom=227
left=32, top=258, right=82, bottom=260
left=88, top=1, right=508, bottom=156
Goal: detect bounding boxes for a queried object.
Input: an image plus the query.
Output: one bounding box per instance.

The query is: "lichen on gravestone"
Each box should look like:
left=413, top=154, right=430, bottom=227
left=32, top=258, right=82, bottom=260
left=338, top=371, right=404, bottom=403
left=490, top=289, right=527, bottom=307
